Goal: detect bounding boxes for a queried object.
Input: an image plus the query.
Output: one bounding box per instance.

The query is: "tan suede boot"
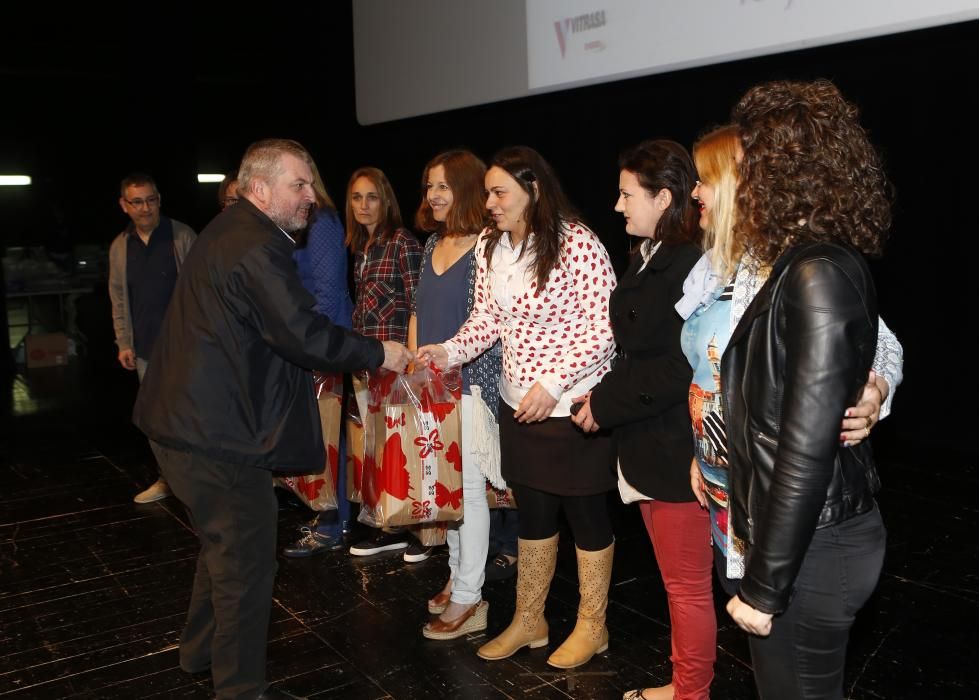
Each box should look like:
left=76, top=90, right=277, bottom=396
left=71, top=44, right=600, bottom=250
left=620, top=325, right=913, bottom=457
left=477, top=533, right=559, bottom=661
left=546, top=542, right=614, bottom=669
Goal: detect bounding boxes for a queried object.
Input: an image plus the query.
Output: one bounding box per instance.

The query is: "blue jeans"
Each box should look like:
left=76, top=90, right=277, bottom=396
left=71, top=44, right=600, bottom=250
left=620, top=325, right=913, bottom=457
left=748, top=506, right=886, bottom=699
left=313, top=431, right=350, bottom=538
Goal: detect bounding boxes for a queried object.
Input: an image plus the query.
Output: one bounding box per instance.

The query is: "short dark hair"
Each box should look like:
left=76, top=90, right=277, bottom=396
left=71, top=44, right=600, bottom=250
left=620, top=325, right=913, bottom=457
left=217, top=169, right=238, bottom=207
left=618, top=140, right=701, bottom=247
left=120, top=172, right=157, bottom=197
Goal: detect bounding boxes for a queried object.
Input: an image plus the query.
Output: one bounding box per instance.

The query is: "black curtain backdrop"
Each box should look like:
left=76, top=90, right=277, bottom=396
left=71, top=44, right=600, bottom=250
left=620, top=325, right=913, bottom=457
left=2, top=7, right=976, bottom=455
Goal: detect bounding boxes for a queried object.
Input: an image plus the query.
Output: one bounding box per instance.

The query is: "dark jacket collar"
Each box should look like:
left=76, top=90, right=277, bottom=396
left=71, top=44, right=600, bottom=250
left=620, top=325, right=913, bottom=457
left=617, top=242, right=686, bottom=290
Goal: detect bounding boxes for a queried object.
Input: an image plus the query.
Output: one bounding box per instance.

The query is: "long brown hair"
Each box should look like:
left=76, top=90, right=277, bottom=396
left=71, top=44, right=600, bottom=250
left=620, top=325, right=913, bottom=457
left=483, top=146, right=582, bottom=292
left=732, top=79, right=891, bottom=264
left=344, top=167, right=403, bottom=252
left=415, top=149, right=488, bottom=235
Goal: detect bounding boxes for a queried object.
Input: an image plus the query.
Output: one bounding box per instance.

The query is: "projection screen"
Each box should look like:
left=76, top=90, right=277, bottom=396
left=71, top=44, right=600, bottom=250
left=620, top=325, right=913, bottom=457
left=353, top=0, right=979, bottom=125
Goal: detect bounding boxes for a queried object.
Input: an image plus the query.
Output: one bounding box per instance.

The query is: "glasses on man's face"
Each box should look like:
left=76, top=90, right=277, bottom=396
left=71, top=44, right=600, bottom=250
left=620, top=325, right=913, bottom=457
left=124, top=195, right=160, bottom=209
left=223, top=196, right=239, bottom=208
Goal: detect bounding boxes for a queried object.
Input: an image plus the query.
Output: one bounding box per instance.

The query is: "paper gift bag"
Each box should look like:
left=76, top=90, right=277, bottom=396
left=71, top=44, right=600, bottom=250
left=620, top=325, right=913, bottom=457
left=358, top=365, right=464, bottom=528
left=486, top=482, right=518, bottom=509
left=345, top=389, right=366, bottom=504
left=415, top=522, right=449, bottom=547
left=275, top=371, right=342, bottom=511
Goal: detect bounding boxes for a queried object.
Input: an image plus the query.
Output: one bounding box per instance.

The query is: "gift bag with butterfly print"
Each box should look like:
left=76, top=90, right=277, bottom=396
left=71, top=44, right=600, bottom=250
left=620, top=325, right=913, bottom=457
left=344, top=374, right=369, bottom=504
left=486, top=482, right=518, bottom=509
left=275, top=371, right=342, bottom=511
left=358, top=363, right=464, bottom=528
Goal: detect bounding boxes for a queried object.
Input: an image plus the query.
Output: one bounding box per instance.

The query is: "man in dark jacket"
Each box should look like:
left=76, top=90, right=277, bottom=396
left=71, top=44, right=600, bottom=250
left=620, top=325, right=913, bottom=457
left=133, top=139, right=411, bottom=700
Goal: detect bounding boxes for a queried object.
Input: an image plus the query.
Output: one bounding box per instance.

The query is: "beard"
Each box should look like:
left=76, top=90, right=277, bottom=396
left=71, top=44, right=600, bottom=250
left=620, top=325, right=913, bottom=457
left=267, top=196, right=310, bottom=232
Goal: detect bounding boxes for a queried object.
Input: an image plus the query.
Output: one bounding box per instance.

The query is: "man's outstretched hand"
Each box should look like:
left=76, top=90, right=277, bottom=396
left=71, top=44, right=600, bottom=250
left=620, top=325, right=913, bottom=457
left=381, top=341, right=414, bottom=373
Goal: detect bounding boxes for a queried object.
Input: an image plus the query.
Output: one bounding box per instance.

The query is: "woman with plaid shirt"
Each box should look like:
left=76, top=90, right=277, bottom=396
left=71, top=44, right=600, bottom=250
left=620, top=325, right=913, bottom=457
left=345, top=167, right=426, bottom=558
left=346, top=167, right=422, bottom=344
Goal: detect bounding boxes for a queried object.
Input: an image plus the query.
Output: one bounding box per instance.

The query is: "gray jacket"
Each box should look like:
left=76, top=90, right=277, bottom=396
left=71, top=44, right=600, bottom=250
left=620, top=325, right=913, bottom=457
left=108, top=218, right=196, bottom=354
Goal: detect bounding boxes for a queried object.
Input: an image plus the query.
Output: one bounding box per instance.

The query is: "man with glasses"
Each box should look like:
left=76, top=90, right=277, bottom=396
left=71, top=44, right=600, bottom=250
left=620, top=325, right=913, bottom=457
left=108, top=172, right=196, bottom=503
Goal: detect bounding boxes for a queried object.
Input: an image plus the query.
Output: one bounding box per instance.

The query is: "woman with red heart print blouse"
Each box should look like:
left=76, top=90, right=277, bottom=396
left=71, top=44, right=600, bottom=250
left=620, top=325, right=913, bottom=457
left=418, top=145, right=617, bottom=669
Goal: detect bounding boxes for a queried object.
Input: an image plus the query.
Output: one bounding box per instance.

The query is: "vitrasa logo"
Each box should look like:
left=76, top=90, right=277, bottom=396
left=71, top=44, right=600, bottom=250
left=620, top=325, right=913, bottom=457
left=553, top=10, right=607, bottom=58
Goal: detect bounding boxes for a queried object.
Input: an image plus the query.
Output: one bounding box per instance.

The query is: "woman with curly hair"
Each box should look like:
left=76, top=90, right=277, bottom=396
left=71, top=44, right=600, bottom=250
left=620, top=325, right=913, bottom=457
left=720, top=80, right=891, bottom=698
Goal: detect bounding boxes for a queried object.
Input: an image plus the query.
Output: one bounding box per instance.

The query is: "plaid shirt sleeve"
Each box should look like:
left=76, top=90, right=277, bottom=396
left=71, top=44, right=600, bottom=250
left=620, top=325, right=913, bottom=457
left=399, top=229, right=423, bottom=316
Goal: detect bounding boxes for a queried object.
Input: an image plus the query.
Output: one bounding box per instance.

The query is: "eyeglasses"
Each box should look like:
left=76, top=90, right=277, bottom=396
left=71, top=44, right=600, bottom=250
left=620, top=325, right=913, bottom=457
left=124, top=195, right=160, bottom=208
left=223, top=196, right=239, bottom=207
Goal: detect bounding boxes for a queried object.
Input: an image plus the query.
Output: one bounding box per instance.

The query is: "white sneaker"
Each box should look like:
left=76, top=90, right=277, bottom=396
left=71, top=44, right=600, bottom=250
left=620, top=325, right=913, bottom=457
left=134, top=478, right=170, bottom=504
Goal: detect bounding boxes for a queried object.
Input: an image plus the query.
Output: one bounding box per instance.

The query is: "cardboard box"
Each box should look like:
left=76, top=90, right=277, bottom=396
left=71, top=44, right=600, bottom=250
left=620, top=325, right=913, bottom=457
left=25, top=333, right=69, bottom=368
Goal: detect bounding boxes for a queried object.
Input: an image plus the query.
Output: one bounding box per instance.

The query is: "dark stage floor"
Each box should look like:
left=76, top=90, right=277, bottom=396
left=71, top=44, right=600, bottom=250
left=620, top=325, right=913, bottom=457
left=1, top=362, right=975, bottom=699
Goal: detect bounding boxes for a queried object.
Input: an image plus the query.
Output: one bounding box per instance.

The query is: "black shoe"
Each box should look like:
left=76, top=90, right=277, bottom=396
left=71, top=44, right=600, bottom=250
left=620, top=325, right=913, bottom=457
left=179, top=660, right=211, bottom=674
left=349, top=529, right=409, bottom=556
left=282, top=527, right=344, bottom=558
left=484, top=552, right=517, bottom=582
left=257, top=686, right=307, bottom=699
left=403, top=540, right=433, bottom=563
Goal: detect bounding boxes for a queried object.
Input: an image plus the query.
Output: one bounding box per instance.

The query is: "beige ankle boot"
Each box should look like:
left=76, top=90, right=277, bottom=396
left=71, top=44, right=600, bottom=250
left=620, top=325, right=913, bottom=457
left=546, top=542, right=614, bottom=669
left=477, top=533, right=559, bottom=661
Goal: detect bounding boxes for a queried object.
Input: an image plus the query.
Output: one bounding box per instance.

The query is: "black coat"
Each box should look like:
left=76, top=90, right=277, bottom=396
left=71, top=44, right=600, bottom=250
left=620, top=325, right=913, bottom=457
left=134, top=198, right=384, bottom=473
left=589, top=242, right=702, bottom=501
left=723, top=242, right=880, bottom=615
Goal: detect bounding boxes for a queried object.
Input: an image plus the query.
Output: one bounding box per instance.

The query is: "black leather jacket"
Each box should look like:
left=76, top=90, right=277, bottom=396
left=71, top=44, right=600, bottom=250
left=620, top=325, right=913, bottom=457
left=722, top=242, right=881, bottom=614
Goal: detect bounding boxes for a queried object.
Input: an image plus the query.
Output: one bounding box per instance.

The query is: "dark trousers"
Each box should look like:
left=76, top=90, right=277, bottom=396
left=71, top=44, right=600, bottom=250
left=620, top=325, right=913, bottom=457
left=313, top=430, right=350, bottom=536
left=511, top=483, right=614, bottom=551
left=489, top=508, right=519, bottom=558
left=156, top=444, right=278, bottom=700
left=748, top=507, right=886, bottom=700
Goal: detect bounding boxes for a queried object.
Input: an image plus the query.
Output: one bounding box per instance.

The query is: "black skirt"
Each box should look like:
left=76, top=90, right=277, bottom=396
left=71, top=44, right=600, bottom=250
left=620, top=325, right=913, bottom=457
left=499, top=400, right=616, bottom=496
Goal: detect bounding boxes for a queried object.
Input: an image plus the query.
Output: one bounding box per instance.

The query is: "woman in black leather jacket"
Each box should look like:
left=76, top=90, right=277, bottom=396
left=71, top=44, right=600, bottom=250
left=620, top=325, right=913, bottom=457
left=723, top=80, right=891, bottom=699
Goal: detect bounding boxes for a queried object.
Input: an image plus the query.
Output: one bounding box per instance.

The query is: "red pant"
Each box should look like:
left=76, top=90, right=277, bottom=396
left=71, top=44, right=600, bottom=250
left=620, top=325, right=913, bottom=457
left=640, top=500, right=715, bottom=700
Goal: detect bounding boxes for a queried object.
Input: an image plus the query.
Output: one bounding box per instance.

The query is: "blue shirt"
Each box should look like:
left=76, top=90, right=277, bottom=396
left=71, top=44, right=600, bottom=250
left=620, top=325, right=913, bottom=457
left=293, top=207, right=352, bottom=328
left=416, top=244, right=473, bottom=393
left=126, top=216, right=177, bottom=359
